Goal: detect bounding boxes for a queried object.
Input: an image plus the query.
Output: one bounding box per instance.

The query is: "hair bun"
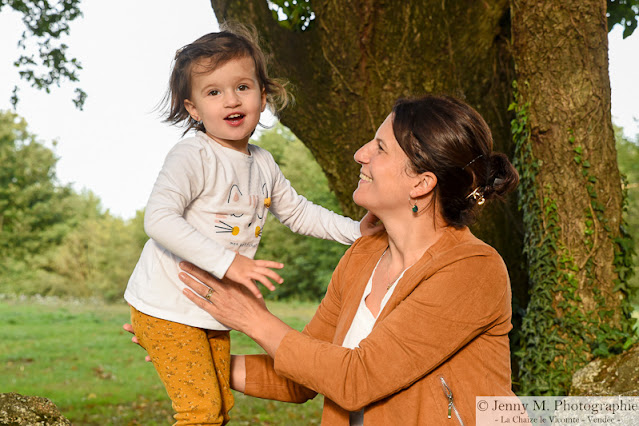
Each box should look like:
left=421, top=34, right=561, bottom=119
left=485, top=153, right=519, bottom=200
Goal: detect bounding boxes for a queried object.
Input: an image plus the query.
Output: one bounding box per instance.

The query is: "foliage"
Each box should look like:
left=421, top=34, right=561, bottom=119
left=267, top=0, right=314, bottom=31
left=1, top=0, right=86, bottom=109
left=0, top=110, right=77, bottom=263
left=608, top=0, right=639, bottom=38
left=255, top=124, right=348, bottom=301
left=0, top=112, right=343, bottom=302
left=0, top=296, right=322, bottom=425
left=615, top=126, right=639, bottom=306
left=511, top=83, right=637, bottom=395
left=0, top=110, right=144, bottom=301
left=266, top=0, right=637, bottom=37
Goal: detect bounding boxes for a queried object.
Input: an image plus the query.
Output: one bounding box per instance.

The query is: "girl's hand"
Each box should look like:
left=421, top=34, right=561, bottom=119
left=359, top=211, right=385, bottom=237
left=179, top=261, right=291, bottom=358
left=122, top=323, right=151, bottom=362
left=224, top=254, right=284, bottom=298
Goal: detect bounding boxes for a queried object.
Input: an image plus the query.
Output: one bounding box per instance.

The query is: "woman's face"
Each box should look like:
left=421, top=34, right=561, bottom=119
left=353, top=114, right=417, bottom=215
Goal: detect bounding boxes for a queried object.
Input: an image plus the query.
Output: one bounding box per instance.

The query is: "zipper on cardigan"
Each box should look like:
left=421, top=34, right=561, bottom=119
left=439, top=376, right=465, bottom=426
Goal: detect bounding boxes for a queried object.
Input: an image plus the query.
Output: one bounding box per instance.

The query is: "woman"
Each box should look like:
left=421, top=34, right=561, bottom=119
left=128, top=95, right=519, bottom=425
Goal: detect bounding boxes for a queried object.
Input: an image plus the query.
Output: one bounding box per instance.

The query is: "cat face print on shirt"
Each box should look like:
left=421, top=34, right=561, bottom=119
left=214, top=184, right=270, bottom=242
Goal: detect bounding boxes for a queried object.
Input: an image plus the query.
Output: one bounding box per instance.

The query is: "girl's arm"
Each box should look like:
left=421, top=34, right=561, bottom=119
left=263, top=149, right=382, bottom=243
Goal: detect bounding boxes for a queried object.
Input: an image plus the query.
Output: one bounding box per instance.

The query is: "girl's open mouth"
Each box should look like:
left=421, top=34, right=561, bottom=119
left=225, top=113, right=245, bottom=125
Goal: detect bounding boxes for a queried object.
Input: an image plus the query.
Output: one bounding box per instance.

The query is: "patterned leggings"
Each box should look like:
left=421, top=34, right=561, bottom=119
left=130, top=306, right=234, bottom=425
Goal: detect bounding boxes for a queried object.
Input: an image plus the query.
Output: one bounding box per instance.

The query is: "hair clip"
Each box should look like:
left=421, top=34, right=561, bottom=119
left=462, top=154, right=483, bottom=170
left=466, top=187, right=485, bottom=205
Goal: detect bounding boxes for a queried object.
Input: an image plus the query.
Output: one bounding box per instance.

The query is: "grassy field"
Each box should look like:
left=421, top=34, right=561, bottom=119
left=0, top=295, right=323, bottom=425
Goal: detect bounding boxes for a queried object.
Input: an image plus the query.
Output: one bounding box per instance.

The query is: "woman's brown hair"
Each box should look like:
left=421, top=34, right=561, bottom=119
left=392, top=95, right=519, bottom=228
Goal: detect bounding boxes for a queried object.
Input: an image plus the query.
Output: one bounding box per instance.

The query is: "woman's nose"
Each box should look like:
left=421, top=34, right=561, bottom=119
left=354, top=142, right=371, bottom=164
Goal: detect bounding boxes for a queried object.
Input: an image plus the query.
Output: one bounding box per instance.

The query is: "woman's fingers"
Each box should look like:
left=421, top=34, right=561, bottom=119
left=182, top=287, right=215, bottom=313
left=179, top=261, right=217, bottom=285
left=178, top=270, right=216, bottom=298
left=122, top=323, right=151, bottom=362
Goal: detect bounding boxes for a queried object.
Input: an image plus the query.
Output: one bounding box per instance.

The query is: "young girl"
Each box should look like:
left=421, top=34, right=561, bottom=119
left=124, top=25, right=379, bottom=425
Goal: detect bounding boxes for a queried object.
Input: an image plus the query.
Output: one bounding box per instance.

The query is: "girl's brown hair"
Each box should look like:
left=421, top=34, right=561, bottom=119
left=392, top=95, right=519, bottom=228
left=162, top=22, right=290, bottom=135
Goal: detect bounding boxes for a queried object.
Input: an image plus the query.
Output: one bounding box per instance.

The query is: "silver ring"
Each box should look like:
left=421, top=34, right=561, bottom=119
left=204, top=288, right=214, bottom=300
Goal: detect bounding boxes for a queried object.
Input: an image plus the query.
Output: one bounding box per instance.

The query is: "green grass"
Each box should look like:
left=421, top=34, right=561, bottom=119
left=0, top=295, right=322, bottom=425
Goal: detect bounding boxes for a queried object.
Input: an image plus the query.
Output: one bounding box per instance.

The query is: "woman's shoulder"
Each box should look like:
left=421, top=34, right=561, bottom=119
left=351, top=232, right=389, bottom=253
left=437, top=227, right=502, bottom=260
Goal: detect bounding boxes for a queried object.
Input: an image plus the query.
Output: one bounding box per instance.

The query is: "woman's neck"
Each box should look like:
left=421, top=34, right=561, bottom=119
left=382, top=211, right=446, bottom=269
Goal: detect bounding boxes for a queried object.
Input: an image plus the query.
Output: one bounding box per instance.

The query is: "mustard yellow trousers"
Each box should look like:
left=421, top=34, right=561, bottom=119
left=130, top=306, right=234, bottom=425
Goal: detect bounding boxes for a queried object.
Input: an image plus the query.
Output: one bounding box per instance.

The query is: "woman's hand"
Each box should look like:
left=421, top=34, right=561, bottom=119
left=359, top=211, right=385, bottom=236
left=179, top=261, right=292, bottom=358
left=122, top=323, right=151, bottom=362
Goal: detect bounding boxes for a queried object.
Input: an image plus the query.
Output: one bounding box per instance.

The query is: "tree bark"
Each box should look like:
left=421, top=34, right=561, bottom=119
left=511, top=0, right=630, bottom=393
left=210, top=0, right=526, bottom=302
left=208, top=0, right=635, bottom=393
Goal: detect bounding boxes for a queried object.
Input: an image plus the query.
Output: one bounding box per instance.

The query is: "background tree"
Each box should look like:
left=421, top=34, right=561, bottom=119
left=616, top=126, right=639, bottom=306
left=255, top=124, right=348, bottom=300
left=0, top=110, right=77, bottom=271
left=208, top=0, right=637, bottom=394
left=1, top=0, right=85, bottom=108
left=510, top=0, right=635, bottom=394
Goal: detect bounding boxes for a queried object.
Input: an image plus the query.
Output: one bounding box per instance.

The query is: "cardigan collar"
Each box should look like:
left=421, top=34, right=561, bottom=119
left=333, top=226, right=475, bottom=346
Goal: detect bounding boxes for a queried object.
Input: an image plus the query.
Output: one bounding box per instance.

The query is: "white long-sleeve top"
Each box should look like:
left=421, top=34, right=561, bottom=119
left=124, top=132, right=361, bottom=330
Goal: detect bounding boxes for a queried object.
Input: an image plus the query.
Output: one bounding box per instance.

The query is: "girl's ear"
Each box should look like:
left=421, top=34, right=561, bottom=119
left=409, top=172, right=437, bottom=199
left=184, top=99, right=199, bottom=121
left=261, top=89, right=267, bottom=112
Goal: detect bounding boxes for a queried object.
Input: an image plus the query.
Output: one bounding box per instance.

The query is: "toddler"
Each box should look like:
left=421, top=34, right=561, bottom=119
left=124, top=24, right=377, bottom=425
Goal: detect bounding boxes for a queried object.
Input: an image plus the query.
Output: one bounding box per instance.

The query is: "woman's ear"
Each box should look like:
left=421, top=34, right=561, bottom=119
left=409, top=172, right=437, bottom=199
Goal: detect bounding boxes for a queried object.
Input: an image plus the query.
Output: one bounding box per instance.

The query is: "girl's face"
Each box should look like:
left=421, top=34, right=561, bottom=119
left=184, top=56, right=267, bottom=153
left=353, top=114, right=418, bottom=215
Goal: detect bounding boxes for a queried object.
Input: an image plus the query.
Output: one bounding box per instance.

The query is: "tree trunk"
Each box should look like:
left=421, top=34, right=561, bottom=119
left=511, top=0, right=633, bottom=394
left=208, top=0, right=636, bottom=394
left=210, top=0, right=526, bottom=307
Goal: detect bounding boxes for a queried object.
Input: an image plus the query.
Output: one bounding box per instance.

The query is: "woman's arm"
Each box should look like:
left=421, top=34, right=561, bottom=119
left=180, top=253, right=510, bottom=411
left=179, top=263, right=293, bottom=357
left=230, top=355, right=246, bottom=393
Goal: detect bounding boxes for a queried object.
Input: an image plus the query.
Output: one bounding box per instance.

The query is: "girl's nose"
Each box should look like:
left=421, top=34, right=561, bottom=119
left=224, top=91, right=241, bottom=107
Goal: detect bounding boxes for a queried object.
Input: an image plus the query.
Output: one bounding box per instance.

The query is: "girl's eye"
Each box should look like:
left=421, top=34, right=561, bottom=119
left=237, top=84, right=249, bottom=91
left=208, top=90, right=220, bottom=96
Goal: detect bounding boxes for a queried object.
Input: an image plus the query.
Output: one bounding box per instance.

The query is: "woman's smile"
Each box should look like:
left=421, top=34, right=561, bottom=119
left=359, top=172, right=373, bottom=183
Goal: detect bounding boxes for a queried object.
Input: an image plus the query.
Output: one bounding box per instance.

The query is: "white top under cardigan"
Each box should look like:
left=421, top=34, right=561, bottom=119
left=125, top=132, right=361, bottom=330
left=342, top=252, right=408, bottom=425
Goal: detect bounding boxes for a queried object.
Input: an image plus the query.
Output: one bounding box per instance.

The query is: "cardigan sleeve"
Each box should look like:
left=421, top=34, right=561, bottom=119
left=144, top=142, right=236, bottom=278
left=244, top=240, right=355, bottom=402
left=263, top=150, right=361, bottom=245
left=271, top=252, right=511, bottom=411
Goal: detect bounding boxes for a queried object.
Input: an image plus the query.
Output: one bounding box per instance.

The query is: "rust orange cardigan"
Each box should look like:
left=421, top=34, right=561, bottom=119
left=244, top=227, right=515, bottom=425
